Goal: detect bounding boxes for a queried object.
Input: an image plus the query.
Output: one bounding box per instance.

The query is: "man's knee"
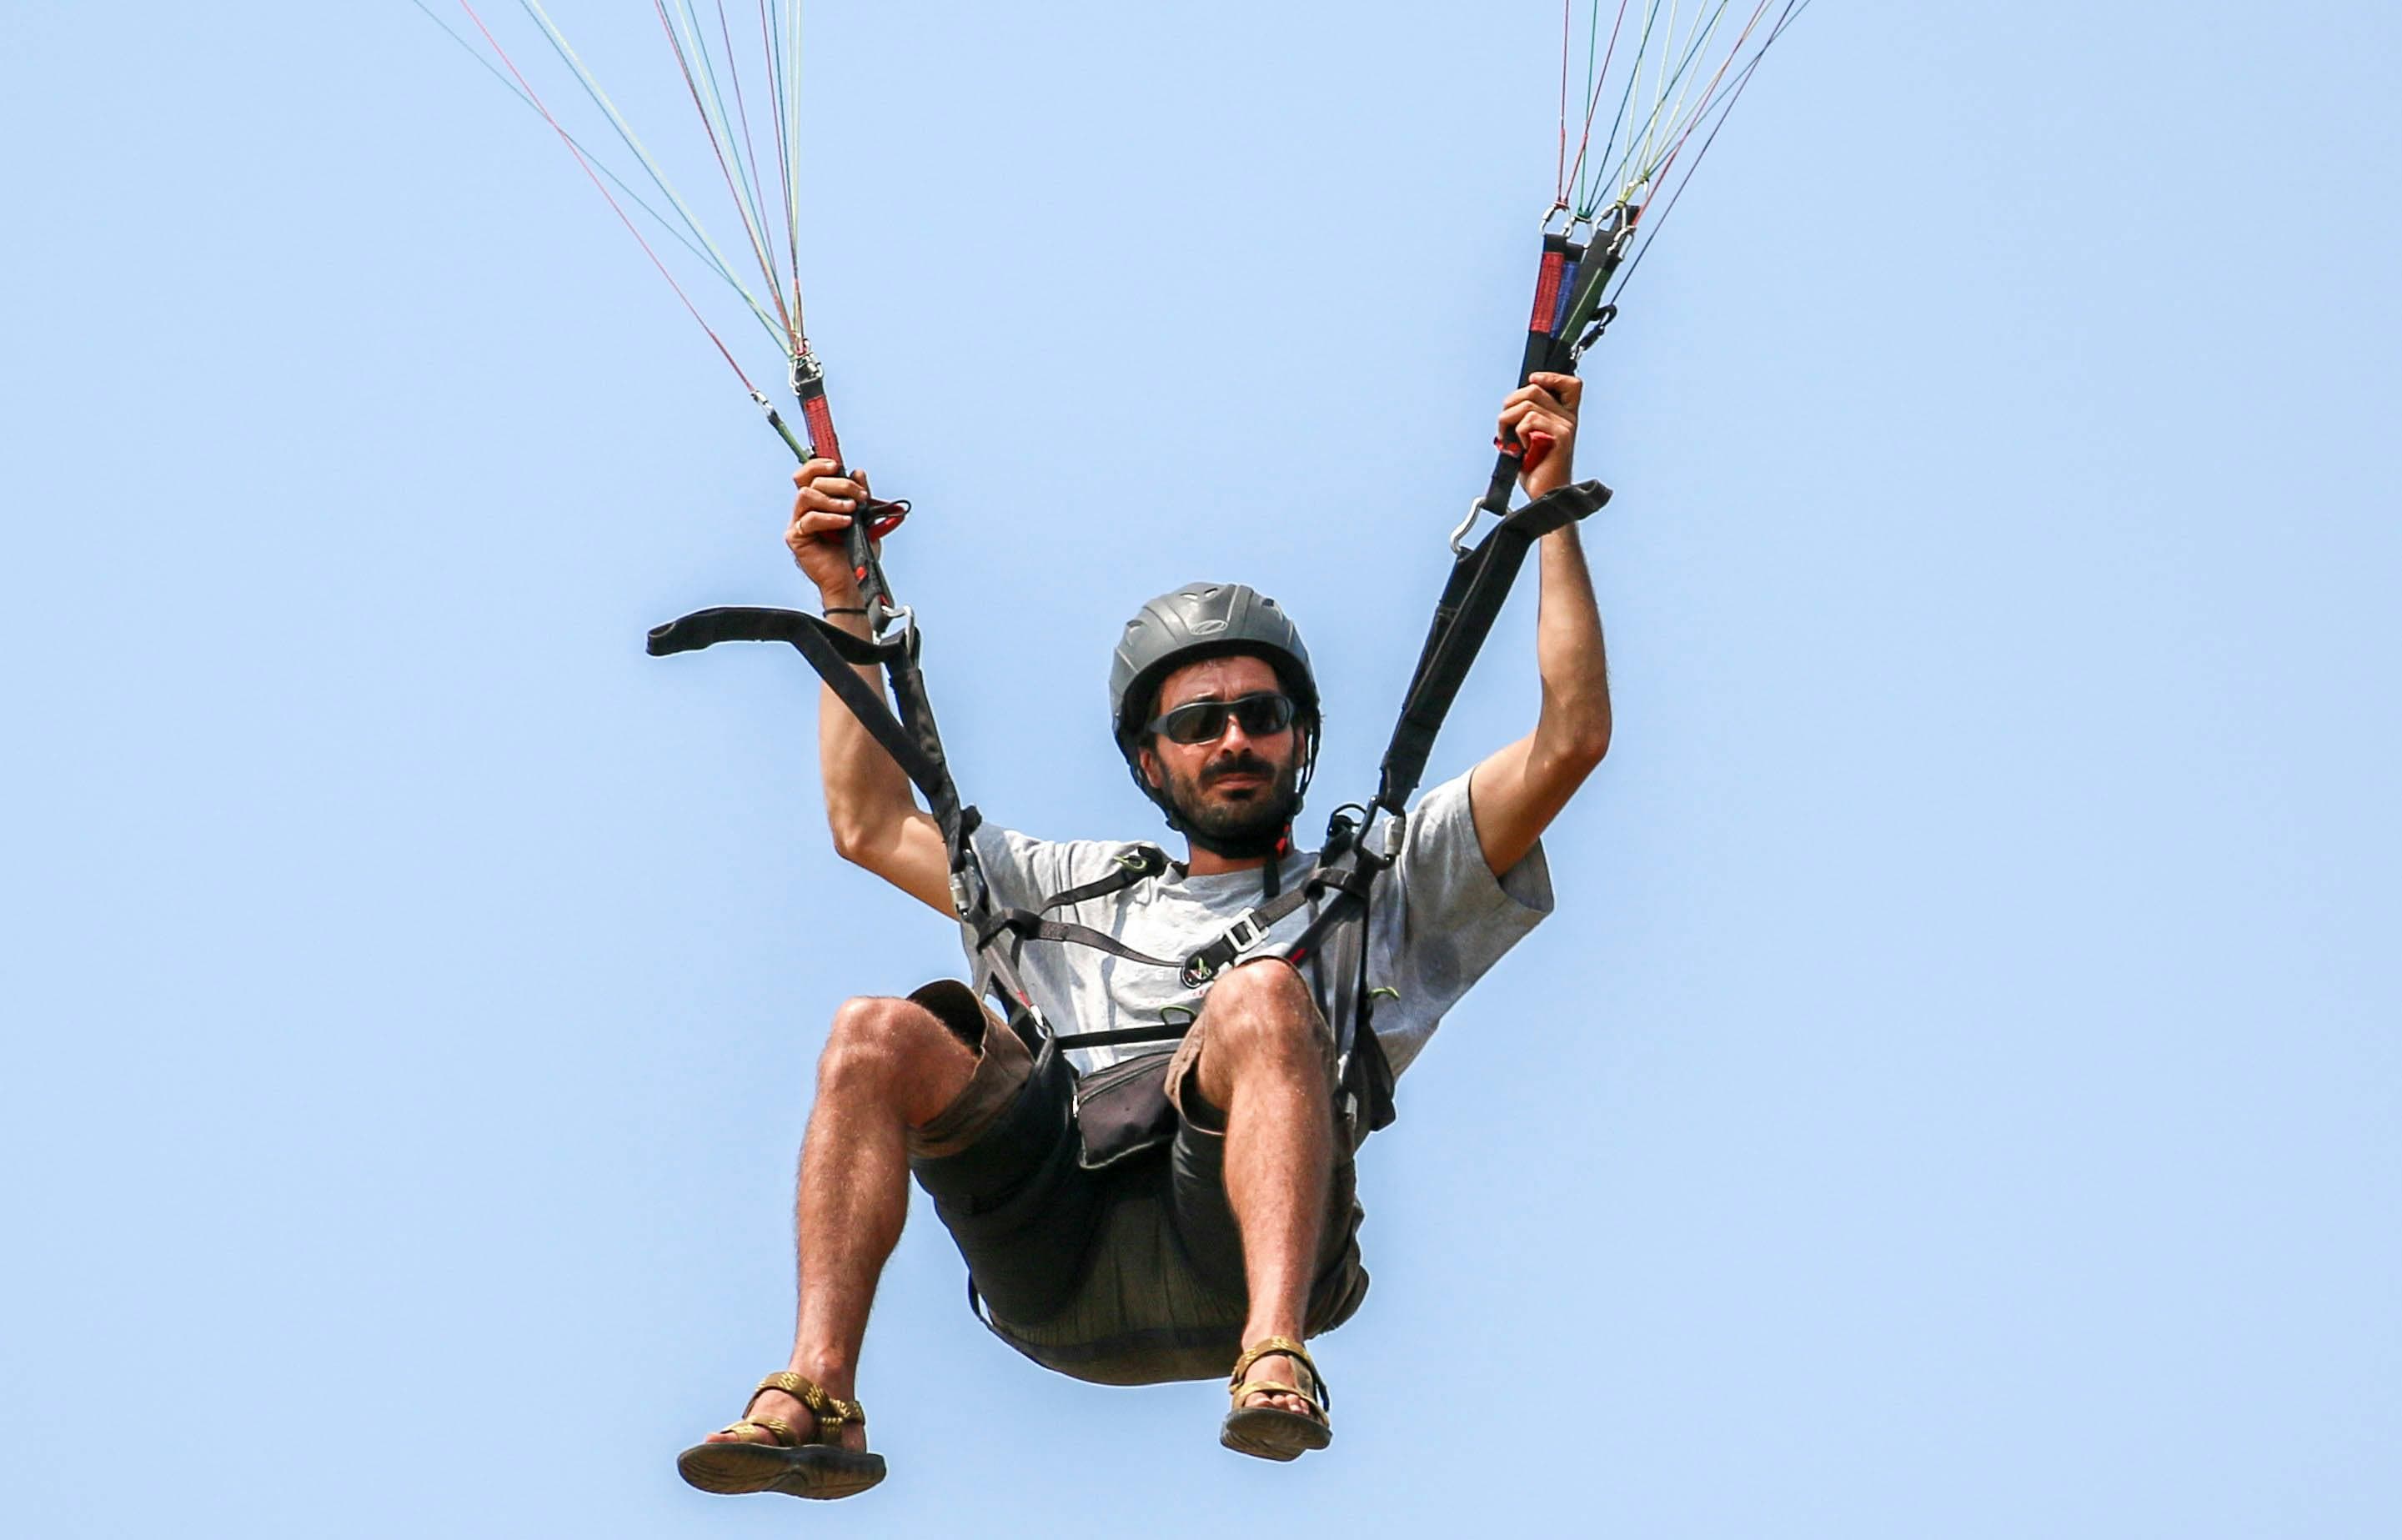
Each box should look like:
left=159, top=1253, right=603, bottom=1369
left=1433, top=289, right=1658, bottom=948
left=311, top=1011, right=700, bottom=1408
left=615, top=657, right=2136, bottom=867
left=819, top=995, right=964, bottom=1094
left=1196, top=961, right=1330, bottom=1071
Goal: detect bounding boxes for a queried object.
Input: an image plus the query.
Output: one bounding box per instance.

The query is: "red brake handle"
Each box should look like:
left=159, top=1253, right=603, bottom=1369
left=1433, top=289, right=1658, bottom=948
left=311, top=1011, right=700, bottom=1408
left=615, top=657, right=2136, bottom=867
left=1492, top=429, right=1557, bottom=475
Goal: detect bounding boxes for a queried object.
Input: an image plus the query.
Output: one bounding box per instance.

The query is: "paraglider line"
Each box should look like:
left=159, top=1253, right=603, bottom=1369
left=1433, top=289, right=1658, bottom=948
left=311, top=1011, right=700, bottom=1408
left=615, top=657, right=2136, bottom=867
left=458, top=0, right=764, bottom=394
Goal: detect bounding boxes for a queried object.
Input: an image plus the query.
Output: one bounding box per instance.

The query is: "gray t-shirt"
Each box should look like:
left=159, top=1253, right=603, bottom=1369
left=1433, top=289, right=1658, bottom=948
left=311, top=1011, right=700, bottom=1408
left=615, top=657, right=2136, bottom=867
left=965, top=770, right=1553, bottom=1077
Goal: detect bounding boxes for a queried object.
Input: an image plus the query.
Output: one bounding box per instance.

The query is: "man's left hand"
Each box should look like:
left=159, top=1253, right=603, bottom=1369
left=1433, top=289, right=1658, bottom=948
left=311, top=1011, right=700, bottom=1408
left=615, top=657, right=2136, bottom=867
left=1497, top=371, right=1582, bottom=501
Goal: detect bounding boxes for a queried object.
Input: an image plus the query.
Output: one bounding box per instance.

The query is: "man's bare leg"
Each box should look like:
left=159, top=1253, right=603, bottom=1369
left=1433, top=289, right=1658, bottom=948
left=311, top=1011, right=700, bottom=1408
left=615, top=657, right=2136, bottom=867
left=702, top=994, right=977, bottom=1447
left=1191, top=960, right=1335, bottom=1419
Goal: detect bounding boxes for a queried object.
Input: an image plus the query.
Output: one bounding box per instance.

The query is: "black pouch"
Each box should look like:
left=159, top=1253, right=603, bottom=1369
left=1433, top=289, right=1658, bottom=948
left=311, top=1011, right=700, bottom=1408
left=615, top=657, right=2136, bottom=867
left=1071, top=1048, right=1180, bottom=1171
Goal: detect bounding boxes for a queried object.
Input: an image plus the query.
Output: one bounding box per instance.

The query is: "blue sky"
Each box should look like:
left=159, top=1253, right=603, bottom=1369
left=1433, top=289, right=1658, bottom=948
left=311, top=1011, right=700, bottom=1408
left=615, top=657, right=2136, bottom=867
left=4, top=3, right=2397, bottom=1535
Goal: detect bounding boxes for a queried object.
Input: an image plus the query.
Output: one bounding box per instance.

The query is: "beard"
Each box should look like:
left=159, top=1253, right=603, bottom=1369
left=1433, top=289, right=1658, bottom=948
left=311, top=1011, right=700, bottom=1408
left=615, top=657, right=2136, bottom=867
left=1158, top=748, right=1305, bottom=857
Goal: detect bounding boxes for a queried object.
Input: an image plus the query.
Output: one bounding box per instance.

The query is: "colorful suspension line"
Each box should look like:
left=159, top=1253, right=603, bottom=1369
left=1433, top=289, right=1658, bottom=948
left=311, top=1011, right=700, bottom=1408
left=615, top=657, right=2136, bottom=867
left=420, top=0, right=909, bottom=614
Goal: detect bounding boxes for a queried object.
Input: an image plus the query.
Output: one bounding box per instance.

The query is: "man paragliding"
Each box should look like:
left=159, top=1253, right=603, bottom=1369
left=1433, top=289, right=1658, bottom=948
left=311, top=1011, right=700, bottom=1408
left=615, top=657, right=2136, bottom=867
left=673, top=371, right=1611, bottom=1499
left=410, top=0, right=1809, bottom=1505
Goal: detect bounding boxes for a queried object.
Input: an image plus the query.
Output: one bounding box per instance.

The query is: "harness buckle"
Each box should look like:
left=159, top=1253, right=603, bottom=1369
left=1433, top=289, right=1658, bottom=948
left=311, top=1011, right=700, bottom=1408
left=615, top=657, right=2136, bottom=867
left=1179, top=908, right=1271, bottom=990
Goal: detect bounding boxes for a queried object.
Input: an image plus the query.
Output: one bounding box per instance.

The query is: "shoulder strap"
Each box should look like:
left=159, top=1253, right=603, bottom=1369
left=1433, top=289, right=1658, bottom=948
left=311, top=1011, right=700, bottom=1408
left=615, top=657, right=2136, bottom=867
left=1038, top=845, right=1169, bottom=911
left=1376, top=479, right=1610, bottom=814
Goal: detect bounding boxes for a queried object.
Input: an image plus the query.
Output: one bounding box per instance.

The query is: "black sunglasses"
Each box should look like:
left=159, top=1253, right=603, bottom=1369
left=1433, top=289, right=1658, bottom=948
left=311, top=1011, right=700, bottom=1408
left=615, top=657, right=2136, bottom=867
left=1146, top=690, right=1297, bottom=745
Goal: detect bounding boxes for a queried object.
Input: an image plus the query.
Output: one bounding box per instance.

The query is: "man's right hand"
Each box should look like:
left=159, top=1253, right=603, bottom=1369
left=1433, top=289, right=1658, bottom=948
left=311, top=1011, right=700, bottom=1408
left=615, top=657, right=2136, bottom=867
left=786, top=457, right=873, bottom=605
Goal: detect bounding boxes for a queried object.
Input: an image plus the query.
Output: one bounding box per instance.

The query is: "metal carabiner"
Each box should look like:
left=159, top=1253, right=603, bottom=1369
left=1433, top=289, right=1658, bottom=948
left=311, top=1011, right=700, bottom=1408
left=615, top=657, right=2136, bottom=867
left=1449, top=496, right=1491, bottom=557
left=1567, top=303, right=1620, bottom=364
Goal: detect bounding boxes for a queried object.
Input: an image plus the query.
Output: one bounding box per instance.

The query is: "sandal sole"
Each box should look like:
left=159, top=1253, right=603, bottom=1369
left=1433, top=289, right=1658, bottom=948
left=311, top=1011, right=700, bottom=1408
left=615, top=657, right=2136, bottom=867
left=676, top=1440, right=887, bottom=1500
left=1220, top=1407, right=1333, bottom=1463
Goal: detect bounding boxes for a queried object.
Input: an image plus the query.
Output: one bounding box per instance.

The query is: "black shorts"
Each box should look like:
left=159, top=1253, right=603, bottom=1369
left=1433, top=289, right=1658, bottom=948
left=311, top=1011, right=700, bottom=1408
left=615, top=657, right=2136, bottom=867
left=903, top=980, right=1370, bottom=1387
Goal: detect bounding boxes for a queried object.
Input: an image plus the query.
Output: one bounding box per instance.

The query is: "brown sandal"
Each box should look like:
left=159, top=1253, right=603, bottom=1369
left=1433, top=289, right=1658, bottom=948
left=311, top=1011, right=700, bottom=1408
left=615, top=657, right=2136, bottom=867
left=675, top=1371, right=887, bottom=1500
left=1220, top=1336, right=1332, bottom=1462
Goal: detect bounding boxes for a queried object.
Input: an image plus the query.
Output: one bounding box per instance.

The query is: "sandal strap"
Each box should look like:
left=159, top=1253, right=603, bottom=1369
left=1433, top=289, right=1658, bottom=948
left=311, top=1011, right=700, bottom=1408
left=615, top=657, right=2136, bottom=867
left=747, top=1371, right=868, bottom=1439
left=714, top=1414, right=803, bottom=1447
left=1226, top=1382, right=1330, bottom=1429
left=1227, top=1337, right=1330, bottom=1412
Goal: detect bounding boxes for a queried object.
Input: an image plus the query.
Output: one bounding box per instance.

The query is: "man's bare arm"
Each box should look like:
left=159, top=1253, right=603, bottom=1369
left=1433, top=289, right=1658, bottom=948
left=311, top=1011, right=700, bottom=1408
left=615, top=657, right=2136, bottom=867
left=1466, top=373, right=1613, bottom=876
left=789, top=460, right=955, bottom=916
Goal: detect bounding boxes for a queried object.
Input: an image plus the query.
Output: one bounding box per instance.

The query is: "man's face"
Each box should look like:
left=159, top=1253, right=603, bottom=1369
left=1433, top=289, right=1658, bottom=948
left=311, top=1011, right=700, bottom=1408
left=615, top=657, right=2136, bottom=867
left=1137, top=654, right=1304, bottom=847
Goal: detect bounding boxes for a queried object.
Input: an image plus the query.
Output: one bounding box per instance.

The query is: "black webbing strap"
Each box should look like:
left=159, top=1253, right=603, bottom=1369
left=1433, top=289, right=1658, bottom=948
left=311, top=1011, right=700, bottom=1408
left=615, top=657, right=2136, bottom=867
left=1049, top=1021, right=1192, bottom=1051
left=1274, top=858, right=1378, bottom=969
left=975, top=909, right=1186, bottom=972
left=1039, top=846, right=1170, bottom=910
left=1176, top=862, right=1350, bottom=988
left=970, top=843, right=1184, bottom=982
left=646, top=605, right=960, bottom=830
left=647, top=604, right=1069, bottom=1036
left=1376, top=478, right=1612, bottom=812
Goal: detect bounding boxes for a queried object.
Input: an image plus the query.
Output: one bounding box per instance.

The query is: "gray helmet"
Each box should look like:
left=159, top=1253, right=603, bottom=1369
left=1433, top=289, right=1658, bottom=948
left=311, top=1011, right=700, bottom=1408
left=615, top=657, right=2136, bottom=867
left=1110, top=581, right=1320, bottom=810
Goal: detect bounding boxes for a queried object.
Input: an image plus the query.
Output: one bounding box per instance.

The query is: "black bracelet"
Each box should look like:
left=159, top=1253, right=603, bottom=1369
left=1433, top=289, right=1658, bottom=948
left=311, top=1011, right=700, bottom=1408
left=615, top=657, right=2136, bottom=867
left=823, top=604, right=868, bottom=617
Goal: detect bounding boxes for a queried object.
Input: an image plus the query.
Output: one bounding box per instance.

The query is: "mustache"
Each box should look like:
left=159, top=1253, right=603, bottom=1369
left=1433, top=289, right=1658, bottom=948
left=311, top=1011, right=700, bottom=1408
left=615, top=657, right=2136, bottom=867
left=1200, top=752, right=1276, bottom=787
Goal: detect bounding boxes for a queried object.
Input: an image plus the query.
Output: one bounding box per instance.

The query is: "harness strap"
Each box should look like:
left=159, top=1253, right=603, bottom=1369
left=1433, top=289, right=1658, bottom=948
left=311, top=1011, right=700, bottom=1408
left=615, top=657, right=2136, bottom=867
left=646, top=602, right=1046, bottom=1031
left=1178, top=875, right=1330, bottom=987
left=1038, top=845, right=1170, bottom=910
left=1050, top=1021, right=1195, bottom=1050
left=647, top=606, right=957, bottom=825
left=976, top=909, right=1188, bottom=972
